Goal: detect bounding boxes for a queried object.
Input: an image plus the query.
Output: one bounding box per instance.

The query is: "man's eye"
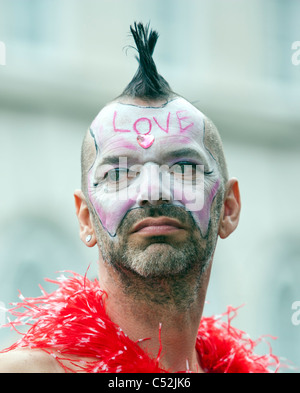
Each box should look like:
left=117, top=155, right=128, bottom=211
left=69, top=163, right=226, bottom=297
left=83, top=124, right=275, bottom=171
left=104, top=168, right=139, bottom=183
left=170, top=162, right=199, bottom=179
left=170, top=162, right=212, bottom=179
left=104, top=168, right=126, bottom=182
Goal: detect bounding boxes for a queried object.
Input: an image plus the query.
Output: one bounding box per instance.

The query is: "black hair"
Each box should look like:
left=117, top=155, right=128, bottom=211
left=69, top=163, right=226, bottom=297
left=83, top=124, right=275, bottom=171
left=121, top=22, right=173, bottom=100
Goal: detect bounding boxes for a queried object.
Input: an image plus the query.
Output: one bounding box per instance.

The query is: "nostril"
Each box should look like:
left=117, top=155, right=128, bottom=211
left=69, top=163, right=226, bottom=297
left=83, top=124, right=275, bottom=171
left=139, top=199, right=149, bottom=207
left=138, top=197, right=170, bottom=207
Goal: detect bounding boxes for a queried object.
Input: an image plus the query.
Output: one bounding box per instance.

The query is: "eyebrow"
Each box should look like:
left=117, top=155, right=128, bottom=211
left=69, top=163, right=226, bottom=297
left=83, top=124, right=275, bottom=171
left=163, top=148, right=207, bottom=163
left=98, top=148, right=207, bottom=167
left=99, top=156, right=125, bottom=166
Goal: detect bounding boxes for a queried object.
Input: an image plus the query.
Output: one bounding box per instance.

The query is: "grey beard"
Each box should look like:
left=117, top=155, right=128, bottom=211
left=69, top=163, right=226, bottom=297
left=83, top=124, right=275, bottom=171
left=101, top=205, right=214, bottom=273
left=94, top=204, right=218, bottom=308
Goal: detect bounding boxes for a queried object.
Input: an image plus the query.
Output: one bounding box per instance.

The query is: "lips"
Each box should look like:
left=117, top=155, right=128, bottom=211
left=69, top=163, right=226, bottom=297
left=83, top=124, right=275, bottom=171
left=130, top=217, right=186, bottom=235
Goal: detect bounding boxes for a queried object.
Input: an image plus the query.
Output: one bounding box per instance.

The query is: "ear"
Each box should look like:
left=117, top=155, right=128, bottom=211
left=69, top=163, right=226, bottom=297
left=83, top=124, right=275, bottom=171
left=74, top=189, right=97, bottom=247
left=218, top=178, right=241, bottom=239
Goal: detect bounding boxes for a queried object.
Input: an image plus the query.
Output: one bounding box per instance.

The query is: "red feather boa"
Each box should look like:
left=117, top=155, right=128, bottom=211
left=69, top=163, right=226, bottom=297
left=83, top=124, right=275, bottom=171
left=2, top=272, right=280, bottom=373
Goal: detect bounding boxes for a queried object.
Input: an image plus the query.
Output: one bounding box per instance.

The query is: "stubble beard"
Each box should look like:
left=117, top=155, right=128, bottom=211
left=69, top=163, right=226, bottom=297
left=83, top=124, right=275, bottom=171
left=93, top=204, right=219, bottom=309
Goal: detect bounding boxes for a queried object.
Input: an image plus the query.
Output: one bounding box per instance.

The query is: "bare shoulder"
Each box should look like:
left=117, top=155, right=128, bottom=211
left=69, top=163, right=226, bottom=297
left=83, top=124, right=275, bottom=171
left=0, top=349, right=65, bottom=373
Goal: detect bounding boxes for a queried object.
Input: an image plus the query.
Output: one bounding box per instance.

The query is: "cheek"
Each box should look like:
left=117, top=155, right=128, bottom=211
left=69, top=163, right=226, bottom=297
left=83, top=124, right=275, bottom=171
left=88, top=171, right=138, bottom=236
left=99, top=198, right=136, bottom=237
left=183, top=178, right=221, bottom=238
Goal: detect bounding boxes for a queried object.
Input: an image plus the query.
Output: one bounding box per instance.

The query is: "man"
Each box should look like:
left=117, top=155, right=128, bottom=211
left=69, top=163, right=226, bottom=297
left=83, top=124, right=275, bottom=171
left=0, top=23, right=278, bottom=373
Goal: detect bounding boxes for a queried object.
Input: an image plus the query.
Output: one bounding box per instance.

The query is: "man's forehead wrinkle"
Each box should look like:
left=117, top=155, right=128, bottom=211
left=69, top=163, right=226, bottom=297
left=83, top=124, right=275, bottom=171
left=89, top=97, right=211, bottom=169
left=157, top=131, right=213, bottom=162
left=98, top=134, right=138, bottom=153
left=97, top=145, right=211, bottom=169
left=91, top=130, right=214, bottom=169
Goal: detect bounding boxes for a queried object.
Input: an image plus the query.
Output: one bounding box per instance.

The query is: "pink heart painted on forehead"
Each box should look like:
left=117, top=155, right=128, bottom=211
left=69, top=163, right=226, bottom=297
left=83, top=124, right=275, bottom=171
left=137, top=134, right=155, bottom=149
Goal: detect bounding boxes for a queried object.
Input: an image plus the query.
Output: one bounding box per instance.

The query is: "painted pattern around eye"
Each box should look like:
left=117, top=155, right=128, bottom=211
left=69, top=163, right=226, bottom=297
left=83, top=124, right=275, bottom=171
left=104, top=168, right=141, bottom=185
left=169, top=162, right=207, bottom=182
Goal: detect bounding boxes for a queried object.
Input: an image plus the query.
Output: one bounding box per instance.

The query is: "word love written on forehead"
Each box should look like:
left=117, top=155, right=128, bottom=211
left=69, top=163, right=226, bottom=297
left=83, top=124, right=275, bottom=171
left=112, top=109, right=195, bottom=149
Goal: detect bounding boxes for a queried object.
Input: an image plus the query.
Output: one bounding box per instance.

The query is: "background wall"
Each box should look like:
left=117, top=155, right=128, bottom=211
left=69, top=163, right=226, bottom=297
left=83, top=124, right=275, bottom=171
left=0, top=0, right=299, bottom=371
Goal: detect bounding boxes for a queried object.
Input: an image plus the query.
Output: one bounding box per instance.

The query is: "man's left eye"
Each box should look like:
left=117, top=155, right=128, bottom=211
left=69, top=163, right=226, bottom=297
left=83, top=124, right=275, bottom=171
left=169, top=162, right=199, bottom=179
left=169, top=162, right=213, bottom=179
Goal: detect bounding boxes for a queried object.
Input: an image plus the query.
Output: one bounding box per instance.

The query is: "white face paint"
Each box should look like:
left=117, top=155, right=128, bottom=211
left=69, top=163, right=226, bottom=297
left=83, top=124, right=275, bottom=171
left=88, top=97, right=220, bottom=237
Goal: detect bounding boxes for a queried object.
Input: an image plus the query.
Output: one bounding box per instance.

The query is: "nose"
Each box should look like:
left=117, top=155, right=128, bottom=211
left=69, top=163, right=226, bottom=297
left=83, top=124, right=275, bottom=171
left=136, top=164, right=173, bottom=207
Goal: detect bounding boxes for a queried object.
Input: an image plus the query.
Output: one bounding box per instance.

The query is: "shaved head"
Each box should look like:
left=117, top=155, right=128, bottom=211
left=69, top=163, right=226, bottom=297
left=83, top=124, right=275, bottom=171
left=81, top=103, right=229, bottom=205
left=75, top=22, right=241, bottom=311
left=81, top=23, right=228, bottom=207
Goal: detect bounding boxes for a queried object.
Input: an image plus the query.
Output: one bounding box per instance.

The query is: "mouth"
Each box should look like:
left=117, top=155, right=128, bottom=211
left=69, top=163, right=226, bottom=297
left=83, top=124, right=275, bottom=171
left=130, top=217, right=186, bottom=236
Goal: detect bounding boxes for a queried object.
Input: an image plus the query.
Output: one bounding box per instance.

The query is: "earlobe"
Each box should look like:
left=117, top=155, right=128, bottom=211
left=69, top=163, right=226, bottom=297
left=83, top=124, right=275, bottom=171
left=74, top=189, right=97, bottom=247
left=218, top=179, right=241, bottom=239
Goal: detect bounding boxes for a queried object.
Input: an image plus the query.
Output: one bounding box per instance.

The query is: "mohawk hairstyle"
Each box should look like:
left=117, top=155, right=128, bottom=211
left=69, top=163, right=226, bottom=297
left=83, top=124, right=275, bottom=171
left=121, top=22, right=174, bottom=100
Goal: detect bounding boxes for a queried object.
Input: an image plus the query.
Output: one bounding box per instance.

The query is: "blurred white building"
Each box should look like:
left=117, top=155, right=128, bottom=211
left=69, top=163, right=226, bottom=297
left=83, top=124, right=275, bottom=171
left=0, top=0, right=299, bottom=371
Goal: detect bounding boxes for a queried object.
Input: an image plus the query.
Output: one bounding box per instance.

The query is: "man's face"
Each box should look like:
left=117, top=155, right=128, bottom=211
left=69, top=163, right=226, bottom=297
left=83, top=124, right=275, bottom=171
left=87, top=97, right=222, bottom=277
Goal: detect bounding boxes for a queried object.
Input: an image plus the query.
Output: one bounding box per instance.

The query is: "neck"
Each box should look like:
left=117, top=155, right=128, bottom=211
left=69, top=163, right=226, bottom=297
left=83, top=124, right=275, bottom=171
left=98, top=259, right=212, bottom=373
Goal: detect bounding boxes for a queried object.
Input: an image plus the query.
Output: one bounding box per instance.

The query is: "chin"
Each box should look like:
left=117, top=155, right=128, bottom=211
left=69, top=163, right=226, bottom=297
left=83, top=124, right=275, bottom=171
left=126, top=245, right=197, bottom=278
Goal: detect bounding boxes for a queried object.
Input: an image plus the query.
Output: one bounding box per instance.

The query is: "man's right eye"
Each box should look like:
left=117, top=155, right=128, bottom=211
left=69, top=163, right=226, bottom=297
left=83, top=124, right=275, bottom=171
left=104, top=168, right=139, bottom=183
left=104, top=168, right=127, bottom=182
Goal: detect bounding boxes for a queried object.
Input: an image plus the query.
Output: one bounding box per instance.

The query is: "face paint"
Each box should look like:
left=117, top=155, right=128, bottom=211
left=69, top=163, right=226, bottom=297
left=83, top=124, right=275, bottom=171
left=88, top=97, right=221, bottom=238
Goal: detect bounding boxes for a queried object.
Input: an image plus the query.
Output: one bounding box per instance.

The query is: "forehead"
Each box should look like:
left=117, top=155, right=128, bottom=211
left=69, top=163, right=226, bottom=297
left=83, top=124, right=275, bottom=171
left=90, top=97, right=207, bottom=161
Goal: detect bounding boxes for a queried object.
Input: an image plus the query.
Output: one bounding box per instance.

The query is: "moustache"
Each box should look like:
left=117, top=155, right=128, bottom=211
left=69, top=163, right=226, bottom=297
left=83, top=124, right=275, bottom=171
left=117, top=203, right=197, bottom=235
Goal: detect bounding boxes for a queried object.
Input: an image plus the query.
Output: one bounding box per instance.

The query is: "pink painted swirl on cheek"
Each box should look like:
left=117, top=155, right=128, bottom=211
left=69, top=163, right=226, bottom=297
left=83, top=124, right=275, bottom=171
left=102, top=197, right=138, bottom=236
left=87, top=169, right=139, bottom=236
left=193, top=178, right=221, bottom=238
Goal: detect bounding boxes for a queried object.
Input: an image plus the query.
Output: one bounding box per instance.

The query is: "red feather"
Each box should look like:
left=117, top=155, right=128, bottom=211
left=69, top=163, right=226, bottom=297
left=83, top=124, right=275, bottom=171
left=1, top=272, right=280, bottom=373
